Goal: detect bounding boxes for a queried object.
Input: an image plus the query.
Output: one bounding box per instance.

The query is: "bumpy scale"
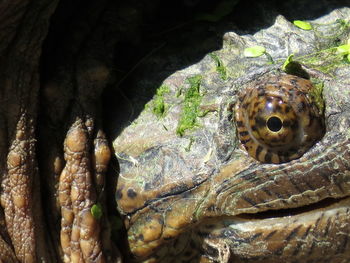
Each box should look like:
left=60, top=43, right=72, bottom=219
left=59, top=118, right=106, bottom=263
left=235, top=74, right=324, bottom=164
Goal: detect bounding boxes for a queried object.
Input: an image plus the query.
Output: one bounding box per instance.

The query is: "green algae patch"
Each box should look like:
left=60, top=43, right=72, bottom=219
left=293, top=20, right=312, bottom=30
left=290, top=19, right=350, bottom=73
left=282, top=54, right=295, bottom=71
left=176, top=75, right=202, bottom=136
left=309, top=78, right=325, bottom=114
left=297, top=47, right=349, bottom=74
left=243, top=45, right=274, bottom=64
left=152, top=85, right=170, bottom=117
left=243, top=46, right=266, bottom=57
left=210, top=53, right=227, bottom=80
left=91, top=203, right=103, bottom=220
left=280, top=39, right=350, bottom=76
left=336, top=43, right=350, bottom=62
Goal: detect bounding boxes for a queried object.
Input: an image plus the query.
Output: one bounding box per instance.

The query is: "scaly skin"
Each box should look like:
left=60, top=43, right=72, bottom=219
left=114, top=9, right=350, bottom=262
left=0, top=0, right=120, bottom=262
left=117, top=74, right=350, bottom=263
left=0, top=1, right=58, bottom=261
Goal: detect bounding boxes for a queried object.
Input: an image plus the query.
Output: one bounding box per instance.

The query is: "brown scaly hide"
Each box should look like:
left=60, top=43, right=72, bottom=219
left=0, top=1, right=59, bottom=261
left=0, top=0, right=121, bottom=262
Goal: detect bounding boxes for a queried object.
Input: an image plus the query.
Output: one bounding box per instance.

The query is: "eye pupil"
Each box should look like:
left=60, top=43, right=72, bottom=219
left=267, top=116, right=283, bottom=132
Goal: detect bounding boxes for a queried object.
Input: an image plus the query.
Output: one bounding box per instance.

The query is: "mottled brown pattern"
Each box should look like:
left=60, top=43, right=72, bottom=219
left=1, top=113, right=36, bottom=262
left=235, top=74, right=324, bottom=163
left=59, top=118, right=105, bottom=263
left=195, top=198, right=350, bottom=263
left=0, top=0, right=123, bottom=261
left=93, top=130, right=111, bottom=194
left=0, top=0, right=59, bottom=261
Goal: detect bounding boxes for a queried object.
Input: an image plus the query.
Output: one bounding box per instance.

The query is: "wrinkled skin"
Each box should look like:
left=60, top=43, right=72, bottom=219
left=1, top=0, right=349, bottom=263
left=0, top=0, right=121, bottom=262
left=115, top=8, right=350, bottom=263
left=0, top=1, right=59, bottom=261
left=0, top=0, right=199, bottom=261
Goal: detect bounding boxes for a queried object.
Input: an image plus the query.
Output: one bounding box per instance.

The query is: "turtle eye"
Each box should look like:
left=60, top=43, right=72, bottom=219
left=235, top=74, right=325, bottom=164
left=266, top=116, right=282, bottom=132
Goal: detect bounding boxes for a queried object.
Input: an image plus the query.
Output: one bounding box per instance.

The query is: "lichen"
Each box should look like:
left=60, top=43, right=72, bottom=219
left=176, top=75, right=202, bottom=136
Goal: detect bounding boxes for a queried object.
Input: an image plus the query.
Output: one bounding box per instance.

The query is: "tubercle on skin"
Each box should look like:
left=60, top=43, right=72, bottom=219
left=58, top=118, right=107, bottom=263
left=1, top=112, right=36, bottom=262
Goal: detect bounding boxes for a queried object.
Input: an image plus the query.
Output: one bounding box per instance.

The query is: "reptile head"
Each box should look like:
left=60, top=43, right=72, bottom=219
left=114, top=10, right=350, bottom=263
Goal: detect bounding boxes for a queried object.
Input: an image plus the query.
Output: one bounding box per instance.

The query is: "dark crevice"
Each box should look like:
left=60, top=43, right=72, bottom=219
left=238, top=196, right=349, bottom=220
left=126, top=174, right=211, bottom=217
